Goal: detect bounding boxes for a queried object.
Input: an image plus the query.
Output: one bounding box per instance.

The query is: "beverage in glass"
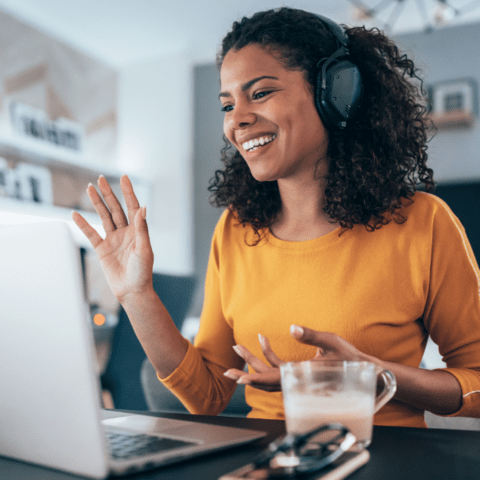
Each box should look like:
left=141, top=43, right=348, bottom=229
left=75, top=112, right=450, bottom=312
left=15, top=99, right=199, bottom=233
left=280, top=360, right=396, bottom=450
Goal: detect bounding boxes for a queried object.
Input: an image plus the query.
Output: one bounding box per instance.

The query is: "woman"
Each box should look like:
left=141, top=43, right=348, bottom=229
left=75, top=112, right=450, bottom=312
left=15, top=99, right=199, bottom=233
left=72, top=8, right=480, bottom=428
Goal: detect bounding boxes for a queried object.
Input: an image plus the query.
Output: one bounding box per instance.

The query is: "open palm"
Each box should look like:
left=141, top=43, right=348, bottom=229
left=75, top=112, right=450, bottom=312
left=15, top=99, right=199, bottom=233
left=72, top=175, right=154, bottom=302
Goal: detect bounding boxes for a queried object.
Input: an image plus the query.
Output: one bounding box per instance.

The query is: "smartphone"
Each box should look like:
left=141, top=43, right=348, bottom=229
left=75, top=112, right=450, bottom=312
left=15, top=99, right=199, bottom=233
left=219, top=449, right=370, bottom=480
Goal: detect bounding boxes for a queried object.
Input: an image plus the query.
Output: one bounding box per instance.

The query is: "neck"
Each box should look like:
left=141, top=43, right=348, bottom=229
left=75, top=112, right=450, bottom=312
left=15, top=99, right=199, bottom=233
left=271, top=164, right=338, bottom=241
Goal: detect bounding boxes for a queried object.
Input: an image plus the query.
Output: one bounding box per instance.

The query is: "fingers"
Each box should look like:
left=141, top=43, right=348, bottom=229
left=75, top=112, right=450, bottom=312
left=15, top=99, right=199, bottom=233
left=230, top=335, right=283, bottom=373
left=232, top=345, right=270, bottom=373
left=223, top=369, right=281, bottom=392
left=244, top=371, right=281, bottom=392
left=97, top=175, right=129, bottom=229
left=223, top=368, right=245, bottom=381
left=71, top=211, right=103, bottom=249
left=290, top=325, right=363, bottom=361
left=86, top=182, right=117, bottom=233
left=120, top=175, right=141, bottom=225
left=313, top=347, right=326, bottom=359
left=228, top=340, right=283, bottom=392
left=134, top=206, right=153, bottom=257
left=258, top=334, right=283, bottom=367
left=290, top=325, right=339, bottom=349
left=85, top=175, right=140, bottom=234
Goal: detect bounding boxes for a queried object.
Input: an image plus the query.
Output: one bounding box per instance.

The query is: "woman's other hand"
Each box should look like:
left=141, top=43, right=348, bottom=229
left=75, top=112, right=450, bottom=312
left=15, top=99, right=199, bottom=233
left=224, top=326, right=369, bottom=391
left=289, top=325, right=366, bottom=362
left=71, top=175, right=154, bottom=303
left=223, top=334, right=283, bottom=391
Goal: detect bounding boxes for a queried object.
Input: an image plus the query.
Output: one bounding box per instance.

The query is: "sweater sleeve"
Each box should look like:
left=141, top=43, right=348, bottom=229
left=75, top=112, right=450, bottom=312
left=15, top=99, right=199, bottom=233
left=159, top=210, right=245, bottom=415
left=423, top=196, right=480, bottom=417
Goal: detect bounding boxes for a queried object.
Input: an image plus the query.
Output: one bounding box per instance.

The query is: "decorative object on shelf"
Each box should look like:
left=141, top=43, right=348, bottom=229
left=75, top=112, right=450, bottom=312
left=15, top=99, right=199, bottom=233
left=426, top=78, right=478, bottom=129
left=349, top=0, right=480, bottom=33
left=9, top=101, right=84, bottom=151
left=12, top=162, right=53, bottom=204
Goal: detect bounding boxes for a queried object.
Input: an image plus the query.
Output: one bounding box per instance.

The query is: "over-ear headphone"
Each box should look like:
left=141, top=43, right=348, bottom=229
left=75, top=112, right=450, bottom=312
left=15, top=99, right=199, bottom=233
left=313, top=15, right=363, bottom=129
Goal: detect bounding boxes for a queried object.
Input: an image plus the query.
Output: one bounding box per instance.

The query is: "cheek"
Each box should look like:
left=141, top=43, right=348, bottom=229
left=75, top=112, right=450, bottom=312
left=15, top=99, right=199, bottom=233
left=267, top=95, right=317, bottom=132
left=295, top=100, right=324, bottom=137
left=223, top=121, right=233, bottom=143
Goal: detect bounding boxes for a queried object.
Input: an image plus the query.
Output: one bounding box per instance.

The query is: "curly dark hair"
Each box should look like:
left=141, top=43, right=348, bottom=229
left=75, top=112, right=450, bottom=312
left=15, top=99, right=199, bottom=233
left=208, top=7, right=435, bottom=242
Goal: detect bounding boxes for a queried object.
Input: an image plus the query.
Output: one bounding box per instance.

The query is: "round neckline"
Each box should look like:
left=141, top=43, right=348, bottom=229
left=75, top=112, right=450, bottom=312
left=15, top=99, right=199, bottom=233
left=263, top=224, right=349, bottom=250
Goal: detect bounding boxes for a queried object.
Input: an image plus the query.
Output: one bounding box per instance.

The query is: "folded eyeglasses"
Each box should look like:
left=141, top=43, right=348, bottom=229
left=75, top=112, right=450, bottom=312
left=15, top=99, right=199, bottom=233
left=237, top=423, right=357, bottom=479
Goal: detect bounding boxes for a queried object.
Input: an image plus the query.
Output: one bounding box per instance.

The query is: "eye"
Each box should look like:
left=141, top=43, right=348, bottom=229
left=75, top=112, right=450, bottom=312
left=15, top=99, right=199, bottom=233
left=253, top=90, right=273, bottom=100
left=221, top=104, right=234, bottom=113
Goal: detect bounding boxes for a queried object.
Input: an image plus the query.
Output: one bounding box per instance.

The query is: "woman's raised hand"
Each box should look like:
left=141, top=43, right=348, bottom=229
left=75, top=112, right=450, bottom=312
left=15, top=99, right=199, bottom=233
left=71, top=175, right=154, bottom=303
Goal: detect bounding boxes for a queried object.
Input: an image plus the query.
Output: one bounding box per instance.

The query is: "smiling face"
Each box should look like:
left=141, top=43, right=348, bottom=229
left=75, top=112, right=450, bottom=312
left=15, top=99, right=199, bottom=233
left=220, top=43, right=329, bottom=184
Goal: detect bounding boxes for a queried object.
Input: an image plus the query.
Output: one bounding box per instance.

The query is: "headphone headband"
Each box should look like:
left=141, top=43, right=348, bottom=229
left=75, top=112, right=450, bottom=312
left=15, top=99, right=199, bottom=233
left=314, top=14, right=350, bottom=48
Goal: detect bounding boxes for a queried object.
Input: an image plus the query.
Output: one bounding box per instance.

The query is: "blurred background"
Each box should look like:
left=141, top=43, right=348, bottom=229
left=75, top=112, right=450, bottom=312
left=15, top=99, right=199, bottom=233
left=1, top=0, right=479, bottom=412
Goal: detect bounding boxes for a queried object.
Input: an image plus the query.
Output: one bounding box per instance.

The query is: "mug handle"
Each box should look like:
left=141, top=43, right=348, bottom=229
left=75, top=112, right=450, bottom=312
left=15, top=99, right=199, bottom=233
left=374, top=368, right=397, bottom=413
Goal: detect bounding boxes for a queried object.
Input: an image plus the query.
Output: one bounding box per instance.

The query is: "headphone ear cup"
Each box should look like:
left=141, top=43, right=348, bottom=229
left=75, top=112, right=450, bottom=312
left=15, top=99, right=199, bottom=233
left=315, top=58, right=363, bottom=129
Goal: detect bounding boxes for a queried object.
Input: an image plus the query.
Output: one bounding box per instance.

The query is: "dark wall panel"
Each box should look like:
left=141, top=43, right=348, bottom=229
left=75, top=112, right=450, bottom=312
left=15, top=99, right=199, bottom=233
left=434, top=182, right=480, bottom=260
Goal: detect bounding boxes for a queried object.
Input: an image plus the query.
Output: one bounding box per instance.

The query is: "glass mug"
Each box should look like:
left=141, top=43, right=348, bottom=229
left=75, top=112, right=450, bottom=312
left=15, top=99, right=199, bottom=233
left=280, top=360, right=397, bottom=450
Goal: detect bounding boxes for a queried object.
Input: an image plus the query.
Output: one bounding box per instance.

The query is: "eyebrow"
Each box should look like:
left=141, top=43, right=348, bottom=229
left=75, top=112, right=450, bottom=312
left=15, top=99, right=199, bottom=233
left=219, top=75, right=279, bottom=98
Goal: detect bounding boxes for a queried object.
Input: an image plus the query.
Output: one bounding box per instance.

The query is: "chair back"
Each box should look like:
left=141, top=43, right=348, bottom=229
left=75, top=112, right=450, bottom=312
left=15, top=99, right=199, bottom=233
left=102, top=273, right=196, bottom=410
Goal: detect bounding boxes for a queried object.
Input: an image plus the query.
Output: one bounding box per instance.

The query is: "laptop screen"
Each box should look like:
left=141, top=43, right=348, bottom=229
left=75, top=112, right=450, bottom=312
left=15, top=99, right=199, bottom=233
left=0, top=221, right=110, bottom=477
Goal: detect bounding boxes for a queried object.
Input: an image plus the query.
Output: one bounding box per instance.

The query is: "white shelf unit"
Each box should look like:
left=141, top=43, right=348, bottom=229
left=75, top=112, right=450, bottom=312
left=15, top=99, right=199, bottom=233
left=0, top=131, right=124, bottom=176
left=0, top=133, right=152, bottom=249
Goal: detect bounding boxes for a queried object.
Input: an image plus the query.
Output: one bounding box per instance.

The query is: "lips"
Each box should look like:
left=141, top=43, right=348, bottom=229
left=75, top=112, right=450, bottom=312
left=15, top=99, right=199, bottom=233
left=241, top=134, right=277, bottom=152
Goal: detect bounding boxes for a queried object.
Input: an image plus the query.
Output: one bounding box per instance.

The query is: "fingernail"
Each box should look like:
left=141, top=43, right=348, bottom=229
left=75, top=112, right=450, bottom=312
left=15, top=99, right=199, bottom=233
left=290, top=324, right=304, bottom=337
left=141, top=205, right=147, bottom=220
left=87, top=182, right=93, bottom=188
left=232, top=345, right=243, bottom=358
left=223, top=371, right=236, bottom=380
left=236, top=377, right=247, bottom=384
left=258, top=333, right=266, bottom=348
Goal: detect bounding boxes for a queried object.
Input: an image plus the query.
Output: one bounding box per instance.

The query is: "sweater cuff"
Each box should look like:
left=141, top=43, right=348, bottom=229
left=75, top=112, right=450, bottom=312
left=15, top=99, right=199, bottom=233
left=157, top=340, right=197, bottom=387
left=436, top=367, right=480, bottom=418
left=156, top=341, right=230, bottom=415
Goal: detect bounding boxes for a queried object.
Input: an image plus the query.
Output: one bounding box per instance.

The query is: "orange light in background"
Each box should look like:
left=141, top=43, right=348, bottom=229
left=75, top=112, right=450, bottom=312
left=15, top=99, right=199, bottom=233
left=93, top=313, right=106, bottom=326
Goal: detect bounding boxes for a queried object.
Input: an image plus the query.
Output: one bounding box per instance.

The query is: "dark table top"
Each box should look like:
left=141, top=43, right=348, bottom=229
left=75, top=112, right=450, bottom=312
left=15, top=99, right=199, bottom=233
left=1, top=410, right=480, bottom=480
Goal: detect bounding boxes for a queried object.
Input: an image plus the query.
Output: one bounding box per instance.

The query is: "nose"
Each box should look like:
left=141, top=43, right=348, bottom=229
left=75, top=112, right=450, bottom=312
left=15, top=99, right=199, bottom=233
left=226, top=102, right=257, bottom=131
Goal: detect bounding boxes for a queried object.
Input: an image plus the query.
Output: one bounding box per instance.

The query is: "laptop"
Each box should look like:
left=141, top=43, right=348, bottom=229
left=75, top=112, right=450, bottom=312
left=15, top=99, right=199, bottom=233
left=0, top=221, right=265, bottom=478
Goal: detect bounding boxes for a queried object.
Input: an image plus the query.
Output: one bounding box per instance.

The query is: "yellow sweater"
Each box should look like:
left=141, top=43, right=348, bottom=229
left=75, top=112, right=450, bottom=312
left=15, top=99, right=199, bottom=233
left=161, top=192, right=480, bottom=428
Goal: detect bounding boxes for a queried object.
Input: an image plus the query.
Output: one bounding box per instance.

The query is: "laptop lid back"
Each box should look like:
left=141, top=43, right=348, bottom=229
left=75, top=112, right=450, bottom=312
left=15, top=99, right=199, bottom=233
left=0, top=221, right=109, bottom=479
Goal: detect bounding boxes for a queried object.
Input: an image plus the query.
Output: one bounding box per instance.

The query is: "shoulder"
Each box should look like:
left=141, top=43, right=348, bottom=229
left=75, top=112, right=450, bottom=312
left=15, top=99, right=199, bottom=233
left=396, top=192, right=459, bottom=228
left=397, top=192, right=471, bottom=251
left=402, top=191, right=447, bottom=214
left=357, top=192, right=464, bottom=244
left=213, top=208, right=242, bottom=236
left=212, top=208, right=256, bottom=247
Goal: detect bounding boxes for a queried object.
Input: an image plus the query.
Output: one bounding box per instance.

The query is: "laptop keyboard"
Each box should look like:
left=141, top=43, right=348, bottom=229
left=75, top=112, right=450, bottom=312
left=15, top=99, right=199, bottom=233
left=106, top=430, right=197, bottom=460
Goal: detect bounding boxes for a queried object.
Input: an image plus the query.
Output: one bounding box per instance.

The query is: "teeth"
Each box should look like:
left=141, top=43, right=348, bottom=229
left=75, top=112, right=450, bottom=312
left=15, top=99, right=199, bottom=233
left=242, top=134, right=276, bottom=152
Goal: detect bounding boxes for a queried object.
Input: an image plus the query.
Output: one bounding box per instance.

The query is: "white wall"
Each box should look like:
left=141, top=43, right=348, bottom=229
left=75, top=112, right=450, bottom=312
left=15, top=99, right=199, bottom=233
left=115, top=50, right=195, bottom=275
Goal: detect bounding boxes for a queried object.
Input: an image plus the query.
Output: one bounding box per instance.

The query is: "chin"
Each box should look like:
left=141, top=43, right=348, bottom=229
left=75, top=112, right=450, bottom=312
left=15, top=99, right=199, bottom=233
left=250, top=172, right=278, bottom=183
left=247, top=165, right=279, bottom=183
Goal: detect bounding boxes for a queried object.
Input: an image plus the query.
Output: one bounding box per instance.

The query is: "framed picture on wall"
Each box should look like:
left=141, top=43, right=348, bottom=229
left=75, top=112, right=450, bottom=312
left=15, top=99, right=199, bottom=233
left=427, top=78, right=478, bottom=129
